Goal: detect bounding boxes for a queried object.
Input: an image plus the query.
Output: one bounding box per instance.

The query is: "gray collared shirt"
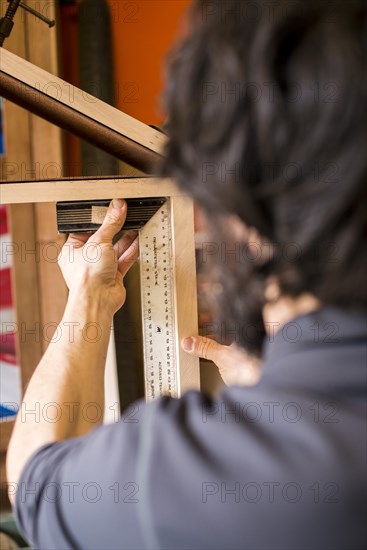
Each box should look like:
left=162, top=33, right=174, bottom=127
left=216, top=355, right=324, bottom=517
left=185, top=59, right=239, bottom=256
left=14, top=307, right=367, bottom=549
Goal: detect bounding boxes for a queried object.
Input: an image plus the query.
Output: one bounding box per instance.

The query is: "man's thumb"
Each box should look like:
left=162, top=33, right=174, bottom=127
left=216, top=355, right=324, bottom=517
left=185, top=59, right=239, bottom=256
left=181, top=336, right=222, bottom=362
left=93, top=199, right=127, bottom=243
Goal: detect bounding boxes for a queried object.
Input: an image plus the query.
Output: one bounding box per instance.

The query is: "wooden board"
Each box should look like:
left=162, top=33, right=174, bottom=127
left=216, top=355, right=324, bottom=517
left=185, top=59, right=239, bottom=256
left=0, top=48, right=166, bottom=155
left=0, top=177, right=182, bottom=204
left=0, top=10, right=43, bottom=400
left=170, top=196, right=201, bottom=393
left=0, top=4, right=42, bottom=506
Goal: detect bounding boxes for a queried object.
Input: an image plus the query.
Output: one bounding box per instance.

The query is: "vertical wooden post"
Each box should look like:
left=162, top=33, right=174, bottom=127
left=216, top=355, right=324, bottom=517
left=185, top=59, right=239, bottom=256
left=25, top=0, right=68, bottom=352
left=170, top=196, right=200, bottom=394
left=0, top=2, right=43, bottom=395
left=0, top=1, right=66, bottom=500
left=0, top=3, right=42, bottom=506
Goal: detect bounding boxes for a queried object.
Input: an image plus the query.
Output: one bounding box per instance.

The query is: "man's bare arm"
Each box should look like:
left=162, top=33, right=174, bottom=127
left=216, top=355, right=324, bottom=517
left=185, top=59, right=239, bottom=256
left=6, top=199, right=138, bottom=497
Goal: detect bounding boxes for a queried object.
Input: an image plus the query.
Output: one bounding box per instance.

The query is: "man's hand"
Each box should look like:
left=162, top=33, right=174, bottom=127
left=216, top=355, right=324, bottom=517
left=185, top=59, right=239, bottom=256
left=7, top=199, right=140, bottom=491
left=181, top=336, right=260, bottom=387
left=58, top=198, right=139, bottom=316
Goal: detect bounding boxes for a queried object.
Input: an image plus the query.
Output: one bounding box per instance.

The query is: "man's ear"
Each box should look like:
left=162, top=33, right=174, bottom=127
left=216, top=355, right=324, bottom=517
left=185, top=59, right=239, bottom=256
left=227, top=214, right=274, bottom=266
left=227, top=214, right=252, bottom=240
left=196, top=206, right=274, bottom=265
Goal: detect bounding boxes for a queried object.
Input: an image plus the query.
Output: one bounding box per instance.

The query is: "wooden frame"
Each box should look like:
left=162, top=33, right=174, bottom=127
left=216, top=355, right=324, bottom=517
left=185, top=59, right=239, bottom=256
left=0, top=45, right=200, bottom=473
left=0, top=176, right=201, bottom=397
left=1, top=177, right=179, bottom=203
left=0, top=48, right=166, bottom=171
left=0, top=48, right=165, bottom=155
left=170, top=196, right=201, bottom=394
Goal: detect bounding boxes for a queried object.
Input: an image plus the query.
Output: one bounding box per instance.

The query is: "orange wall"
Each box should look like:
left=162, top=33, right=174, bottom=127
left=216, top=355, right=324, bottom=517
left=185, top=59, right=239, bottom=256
left=60, top=0, right=192, bottom=173
left=108, top=0, right=192, bottom=125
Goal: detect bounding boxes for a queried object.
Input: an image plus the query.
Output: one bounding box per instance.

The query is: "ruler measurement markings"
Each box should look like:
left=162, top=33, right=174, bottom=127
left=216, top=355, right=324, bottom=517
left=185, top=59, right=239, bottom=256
left=140, top=200, right=178, bottom=401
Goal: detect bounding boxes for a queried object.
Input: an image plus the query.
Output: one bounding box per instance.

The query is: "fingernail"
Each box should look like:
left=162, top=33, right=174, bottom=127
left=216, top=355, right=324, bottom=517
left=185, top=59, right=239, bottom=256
left=112, top=199, right=125, bottom=210
left=182, top=337, right=194, bottom=352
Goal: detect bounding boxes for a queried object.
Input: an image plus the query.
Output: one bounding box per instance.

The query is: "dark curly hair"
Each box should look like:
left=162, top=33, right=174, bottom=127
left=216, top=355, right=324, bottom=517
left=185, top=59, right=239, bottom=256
left=161, top=0, right=367, bottom=354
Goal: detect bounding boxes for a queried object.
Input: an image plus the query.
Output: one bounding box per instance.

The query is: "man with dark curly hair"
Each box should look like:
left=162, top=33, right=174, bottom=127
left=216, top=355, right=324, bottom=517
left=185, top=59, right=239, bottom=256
left=7, top=1, right=366, bottom=549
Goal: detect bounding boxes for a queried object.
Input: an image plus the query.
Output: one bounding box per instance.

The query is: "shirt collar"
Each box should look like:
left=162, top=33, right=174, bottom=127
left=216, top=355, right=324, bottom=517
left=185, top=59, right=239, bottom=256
left=261, top=306, right=367, bottom=371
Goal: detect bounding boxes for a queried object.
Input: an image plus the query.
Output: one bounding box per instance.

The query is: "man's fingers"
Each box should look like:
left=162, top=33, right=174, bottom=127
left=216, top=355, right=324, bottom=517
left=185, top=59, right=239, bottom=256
left=65, top=233, right=92, bottom=249
left=181, top=336, right=223, bottom=363
left=118, top=236, right=139, bottom=278
left=92, top=199, right=127, bottom=244
left=114, top=229, right=138, bottom=259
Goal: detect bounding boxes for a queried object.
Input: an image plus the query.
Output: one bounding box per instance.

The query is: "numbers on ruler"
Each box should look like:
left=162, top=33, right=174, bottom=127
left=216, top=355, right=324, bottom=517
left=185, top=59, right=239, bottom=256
left=141, top=202, right=177, bottom=400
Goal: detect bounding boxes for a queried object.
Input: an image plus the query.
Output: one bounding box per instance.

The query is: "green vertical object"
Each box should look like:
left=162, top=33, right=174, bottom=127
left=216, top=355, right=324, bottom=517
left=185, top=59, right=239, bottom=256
left=78, top=0, right=118, bottom=176
left=0, top=513, right=29, bottom=547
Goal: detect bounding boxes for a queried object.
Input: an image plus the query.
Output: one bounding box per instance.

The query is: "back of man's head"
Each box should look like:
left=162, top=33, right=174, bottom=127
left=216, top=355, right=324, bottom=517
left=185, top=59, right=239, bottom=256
left=161, top=0, right=367, bottom=353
